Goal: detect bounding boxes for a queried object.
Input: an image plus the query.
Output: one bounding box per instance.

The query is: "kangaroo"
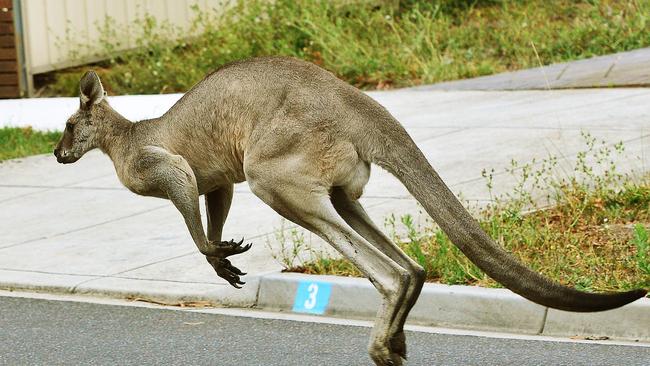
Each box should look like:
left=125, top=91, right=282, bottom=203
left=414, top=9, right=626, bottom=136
left=54, top=57, right=646, bottom=366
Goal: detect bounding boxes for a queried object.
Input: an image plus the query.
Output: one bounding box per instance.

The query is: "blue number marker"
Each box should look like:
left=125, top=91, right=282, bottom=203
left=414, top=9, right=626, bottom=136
left=292, top=281, right=332, bottom=315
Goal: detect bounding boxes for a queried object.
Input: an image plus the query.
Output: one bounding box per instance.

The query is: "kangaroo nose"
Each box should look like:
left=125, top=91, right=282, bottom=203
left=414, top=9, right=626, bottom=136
left=53, top=148, right=59, bottom=157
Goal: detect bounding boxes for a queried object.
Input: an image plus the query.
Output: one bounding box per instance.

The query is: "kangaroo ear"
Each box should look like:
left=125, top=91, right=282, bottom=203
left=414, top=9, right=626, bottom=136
left=79, top=71, right=105, bottom=109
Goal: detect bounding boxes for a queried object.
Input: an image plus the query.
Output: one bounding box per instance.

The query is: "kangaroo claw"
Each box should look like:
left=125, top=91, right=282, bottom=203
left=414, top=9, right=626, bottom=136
left=210, top=238, right=253, bottom=258
left=206, top=256, right=247, bottom=288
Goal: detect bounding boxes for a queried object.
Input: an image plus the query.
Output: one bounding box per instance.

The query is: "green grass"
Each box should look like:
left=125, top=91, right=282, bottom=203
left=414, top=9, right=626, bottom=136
left=277, top=133, right=650, bottom=293
left=44, top=0, right=650, bottom=95
left=0, top=127, right=62, bottom=162
left=633, top=224, right=650, bottom=276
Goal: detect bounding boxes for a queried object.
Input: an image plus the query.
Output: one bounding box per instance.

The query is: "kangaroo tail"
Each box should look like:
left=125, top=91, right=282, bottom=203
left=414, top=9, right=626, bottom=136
left=370, top=130, right=646, bottom=312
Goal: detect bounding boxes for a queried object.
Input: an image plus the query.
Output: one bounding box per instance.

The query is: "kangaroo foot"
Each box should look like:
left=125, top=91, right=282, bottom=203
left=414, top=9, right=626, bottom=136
left=389, top=331, right=407, bottom=360
left=369, top=340, right=403, bottom=366
left=206, top=256, right=247, bottom=288
left=205, top=238, right=251, bottom=288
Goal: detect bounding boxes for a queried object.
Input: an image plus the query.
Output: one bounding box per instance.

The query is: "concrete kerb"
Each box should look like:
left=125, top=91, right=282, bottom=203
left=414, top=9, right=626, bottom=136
left=1, top=269, right=648, bottom=342
left=257, top=272, right=650, bottom=342
left=0, top=269, right=260, bottom=308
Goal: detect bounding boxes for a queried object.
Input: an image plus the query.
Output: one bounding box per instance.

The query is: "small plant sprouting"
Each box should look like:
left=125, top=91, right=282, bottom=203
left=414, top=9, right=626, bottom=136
left=265, top=219, right=309, bottom=270
left=266, top=219, right=358, bottom=276
left=400, top=214, right=427, bottom=268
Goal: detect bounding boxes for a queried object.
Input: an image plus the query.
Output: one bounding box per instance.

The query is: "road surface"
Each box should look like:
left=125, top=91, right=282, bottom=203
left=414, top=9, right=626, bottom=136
left=1, top=294, right=648, bottom=365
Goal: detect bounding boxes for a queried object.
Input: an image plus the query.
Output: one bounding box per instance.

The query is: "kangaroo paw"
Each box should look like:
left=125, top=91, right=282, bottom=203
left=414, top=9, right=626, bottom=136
left=369, top=341, right=403, bottom=366
left=206, top=256, right=247, bottom=288
left=389, top=331, right=407, bottom=360
left=210, top=238, right=253, bottom=258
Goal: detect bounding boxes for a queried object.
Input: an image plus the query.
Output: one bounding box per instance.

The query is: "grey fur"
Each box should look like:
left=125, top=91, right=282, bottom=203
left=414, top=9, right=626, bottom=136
left=54, top=57, right=646, bottom=366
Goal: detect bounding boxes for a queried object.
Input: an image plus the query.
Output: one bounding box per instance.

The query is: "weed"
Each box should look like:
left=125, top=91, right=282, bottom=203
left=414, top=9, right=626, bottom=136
left=632, top=224, right=650, bottom=276
left=266, top=219, right=310, bottom=270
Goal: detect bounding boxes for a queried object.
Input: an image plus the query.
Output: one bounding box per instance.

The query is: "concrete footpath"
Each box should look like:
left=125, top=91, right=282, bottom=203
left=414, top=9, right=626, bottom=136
left=2, top=86, right=650, bottom=341
left=424, top=47, right=650, bottom=90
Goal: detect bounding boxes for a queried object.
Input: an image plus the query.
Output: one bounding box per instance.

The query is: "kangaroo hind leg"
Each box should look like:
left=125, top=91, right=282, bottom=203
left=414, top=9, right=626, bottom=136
left=331, top=187, right=425, bottom=360
left=248, top=171, right=410, bottom=366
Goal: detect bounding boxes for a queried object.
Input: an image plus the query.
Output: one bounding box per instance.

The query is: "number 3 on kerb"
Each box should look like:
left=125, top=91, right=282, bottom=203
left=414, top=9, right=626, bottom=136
left=292, top=280, right=331, bottom=314
left=304, top=283, right=319, bottom=309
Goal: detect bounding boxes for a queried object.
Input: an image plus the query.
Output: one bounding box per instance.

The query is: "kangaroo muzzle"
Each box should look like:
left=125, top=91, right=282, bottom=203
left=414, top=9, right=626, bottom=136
left=53, top=148, right=77, bottom=164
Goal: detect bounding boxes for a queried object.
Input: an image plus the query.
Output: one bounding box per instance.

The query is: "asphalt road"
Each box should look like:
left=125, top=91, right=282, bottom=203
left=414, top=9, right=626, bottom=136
left=1, top=295, right=648, bottom=366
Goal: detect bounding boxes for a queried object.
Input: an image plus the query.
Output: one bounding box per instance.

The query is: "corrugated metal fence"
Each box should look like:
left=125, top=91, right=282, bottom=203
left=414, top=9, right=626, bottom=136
left=7, top=0, right=225, bottom=97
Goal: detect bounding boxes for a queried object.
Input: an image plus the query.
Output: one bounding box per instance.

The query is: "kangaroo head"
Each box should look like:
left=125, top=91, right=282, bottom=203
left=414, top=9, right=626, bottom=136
left=54, top=71, right=108, bottom=164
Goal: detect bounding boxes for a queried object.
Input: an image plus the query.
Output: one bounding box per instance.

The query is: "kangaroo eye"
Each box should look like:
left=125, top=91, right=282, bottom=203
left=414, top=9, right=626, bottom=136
left=66, top=123, right=74, bottom=131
